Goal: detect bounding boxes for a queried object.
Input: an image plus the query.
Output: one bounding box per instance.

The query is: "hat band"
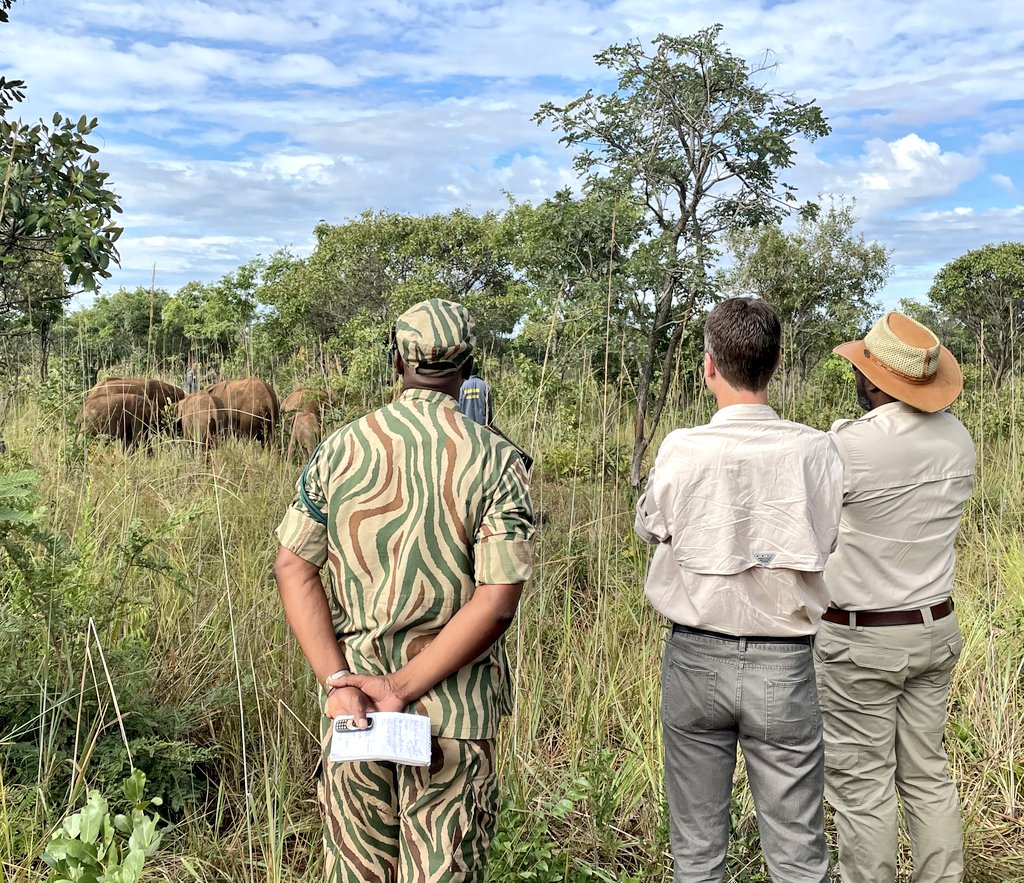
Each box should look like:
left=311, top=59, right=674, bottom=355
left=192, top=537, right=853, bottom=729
left=864, top=348, right=936, bottom=386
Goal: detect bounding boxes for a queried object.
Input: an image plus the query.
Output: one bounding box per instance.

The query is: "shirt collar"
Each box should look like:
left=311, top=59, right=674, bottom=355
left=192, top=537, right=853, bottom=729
left=398, top=387, right=458, bottom=408
left=710, top=403, right=780, bottom=424
left=851, top=400, right=923, bottom=423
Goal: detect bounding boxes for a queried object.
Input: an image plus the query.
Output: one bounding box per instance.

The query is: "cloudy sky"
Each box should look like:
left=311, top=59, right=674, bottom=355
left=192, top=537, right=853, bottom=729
left=3, top=0, right=1023, bottom=306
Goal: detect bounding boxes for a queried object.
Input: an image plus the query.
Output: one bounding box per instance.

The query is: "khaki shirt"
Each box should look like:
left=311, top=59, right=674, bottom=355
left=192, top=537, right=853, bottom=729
left=635, top=404, right=844, bottom=637
left=825, top=401, right=975, bottom=611
left=276, top=388, right=535, bottom=739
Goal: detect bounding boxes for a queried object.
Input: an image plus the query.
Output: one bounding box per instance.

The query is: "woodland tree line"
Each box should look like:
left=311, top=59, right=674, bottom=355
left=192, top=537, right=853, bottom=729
left=3, top=5, right=1024, bottom=485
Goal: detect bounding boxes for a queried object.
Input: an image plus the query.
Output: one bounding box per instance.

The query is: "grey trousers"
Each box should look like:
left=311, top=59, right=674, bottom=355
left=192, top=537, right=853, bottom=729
left=661, top=628, right=828, bottom=883
left=815, top=612, right=964, bottom=883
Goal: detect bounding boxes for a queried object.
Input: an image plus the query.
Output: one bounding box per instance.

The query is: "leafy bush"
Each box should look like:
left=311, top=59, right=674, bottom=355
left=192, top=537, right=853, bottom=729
left=41, top=769, right=164, bottom=883
left=0, top=461, right=221, bottom=821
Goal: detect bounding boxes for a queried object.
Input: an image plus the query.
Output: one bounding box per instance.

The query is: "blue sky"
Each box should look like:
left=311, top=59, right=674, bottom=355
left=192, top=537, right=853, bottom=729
left=3, top=0, right=1024, bottom=308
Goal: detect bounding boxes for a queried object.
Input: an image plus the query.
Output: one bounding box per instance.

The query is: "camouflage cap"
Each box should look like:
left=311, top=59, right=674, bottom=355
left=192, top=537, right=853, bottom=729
left=393, top=299, right=475, bottom=376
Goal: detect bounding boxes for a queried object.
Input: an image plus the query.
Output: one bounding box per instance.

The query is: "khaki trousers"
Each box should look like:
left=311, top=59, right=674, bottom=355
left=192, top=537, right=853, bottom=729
left=814, top=610, right=964, bottom=883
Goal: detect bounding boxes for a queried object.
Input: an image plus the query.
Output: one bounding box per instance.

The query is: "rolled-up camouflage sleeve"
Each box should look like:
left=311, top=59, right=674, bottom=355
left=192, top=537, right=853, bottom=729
left=474, top=454, right=535, bottom=586
left=275, top=444, right=330, bottom=568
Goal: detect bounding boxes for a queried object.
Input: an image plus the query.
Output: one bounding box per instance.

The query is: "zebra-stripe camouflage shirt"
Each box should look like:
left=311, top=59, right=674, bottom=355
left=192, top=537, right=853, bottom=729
left=276, top=387, right=535, bottom=739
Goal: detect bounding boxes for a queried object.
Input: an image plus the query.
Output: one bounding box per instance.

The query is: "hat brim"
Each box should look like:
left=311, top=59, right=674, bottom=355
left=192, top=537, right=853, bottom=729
left=833, top=339, right=963, bottom=413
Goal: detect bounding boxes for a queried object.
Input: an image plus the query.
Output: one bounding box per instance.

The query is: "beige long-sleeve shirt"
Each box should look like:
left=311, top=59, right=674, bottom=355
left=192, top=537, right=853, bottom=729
left=824, top=401, right=975, bottom=612
left=635, top=404, right=844, bottom=637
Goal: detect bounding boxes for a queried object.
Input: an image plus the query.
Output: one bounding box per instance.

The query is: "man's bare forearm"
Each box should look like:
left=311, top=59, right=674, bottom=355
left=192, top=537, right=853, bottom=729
left=274, top=546, right=347, bottom=686
left=391, top=583, right=523, bottom=704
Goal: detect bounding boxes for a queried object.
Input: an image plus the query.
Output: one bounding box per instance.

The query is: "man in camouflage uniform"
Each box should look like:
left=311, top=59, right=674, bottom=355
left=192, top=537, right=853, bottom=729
left=274, top=298, right=535, bottom=883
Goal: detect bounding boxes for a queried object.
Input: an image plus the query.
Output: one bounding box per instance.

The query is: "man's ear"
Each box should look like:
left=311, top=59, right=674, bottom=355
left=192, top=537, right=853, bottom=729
left=704, top=351, right=716, bottom=379
left=392, top=351, right=404, bottom=378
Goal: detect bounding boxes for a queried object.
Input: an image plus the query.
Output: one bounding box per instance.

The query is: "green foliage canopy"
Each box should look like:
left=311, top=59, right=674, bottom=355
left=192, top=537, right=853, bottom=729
left=257, top=209, right=529, bottom=364
left=726, top=203, right=890, bottom=380
left=1, top=114, right=123, bottom=296
left=927, top=242, right=1024, bottom=388
left=535, top=24, right=832, bottom=485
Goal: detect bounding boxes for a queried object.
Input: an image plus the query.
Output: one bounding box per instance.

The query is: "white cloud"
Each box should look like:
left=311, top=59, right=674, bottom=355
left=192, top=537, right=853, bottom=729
left=978, top=127, right=1024, bottom=156
left=4, top=0, right=1024, bottom=301
left=992, top=173, right=1017, bottom=194
left=826, top=134, right=982, bottom=213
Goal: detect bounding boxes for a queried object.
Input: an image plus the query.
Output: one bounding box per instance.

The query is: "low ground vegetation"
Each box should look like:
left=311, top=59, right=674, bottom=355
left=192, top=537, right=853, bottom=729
left=0, top=360, right=1022, bottom=883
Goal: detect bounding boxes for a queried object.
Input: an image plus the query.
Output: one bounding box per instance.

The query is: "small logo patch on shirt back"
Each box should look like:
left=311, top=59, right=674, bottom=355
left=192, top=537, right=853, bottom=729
left=754, top=552, right=776, bottom=566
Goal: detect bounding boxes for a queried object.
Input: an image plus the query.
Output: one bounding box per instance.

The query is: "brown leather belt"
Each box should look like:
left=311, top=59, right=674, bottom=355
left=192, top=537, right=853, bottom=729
left=822, top=598, right=954, bottom=628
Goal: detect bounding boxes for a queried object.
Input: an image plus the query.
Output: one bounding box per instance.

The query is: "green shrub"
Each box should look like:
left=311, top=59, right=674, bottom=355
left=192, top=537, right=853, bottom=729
left=41, top=769, right=164, bottom=883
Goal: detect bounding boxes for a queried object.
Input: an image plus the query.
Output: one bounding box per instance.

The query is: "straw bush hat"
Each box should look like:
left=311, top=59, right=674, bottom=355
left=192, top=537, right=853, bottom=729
left=833, top=311, right=963, bottom=413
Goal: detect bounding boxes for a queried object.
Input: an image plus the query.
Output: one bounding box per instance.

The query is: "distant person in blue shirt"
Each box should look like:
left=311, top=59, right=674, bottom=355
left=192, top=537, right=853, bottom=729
left=459, top=372, right=536, bottom=475
left=458, top=374, right=494, bottom=427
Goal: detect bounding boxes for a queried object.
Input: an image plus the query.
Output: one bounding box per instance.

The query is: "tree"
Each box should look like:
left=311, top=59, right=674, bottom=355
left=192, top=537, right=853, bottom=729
left=725, top=204, right=889, bottom=387
left=0, top=0, right=122, bottom=377
left=164, top=261, right=261, bottom=366
left=257, top=210, right=529, bottom=370
left=536, top=25, right=831, bottom=487
left=1, top=112, right=123, bottom=296
left=503, top=183, right=645, bottom=374
left=63, top=286, right=173, bottom=373
left=927, top=242, right=1024, bottom=388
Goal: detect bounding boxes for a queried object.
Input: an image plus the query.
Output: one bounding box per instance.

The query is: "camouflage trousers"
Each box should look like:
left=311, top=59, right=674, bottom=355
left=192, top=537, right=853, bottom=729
left=318, top=727, right=499, bottom=883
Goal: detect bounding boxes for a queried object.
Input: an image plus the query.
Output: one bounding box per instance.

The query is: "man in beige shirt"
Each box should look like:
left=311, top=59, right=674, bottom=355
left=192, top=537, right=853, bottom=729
left=636, top=298, right=843, bottom=883
left=817, top=311, right=975, bottom=883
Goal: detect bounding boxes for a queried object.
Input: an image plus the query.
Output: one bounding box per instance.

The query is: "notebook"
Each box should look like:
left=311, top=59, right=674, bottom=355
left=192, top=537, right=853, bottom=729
left=329, top=712, right=432, bottom=766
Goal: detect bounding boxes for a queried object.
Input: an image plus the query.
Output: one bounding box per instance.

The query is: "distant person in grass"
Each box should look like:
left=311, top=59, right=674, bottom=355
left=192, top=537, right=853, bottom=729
left=634, top=297, right=843, bottom=883
left=816, top=312, right=975, bottom=883
left=458, top=371, right=535, bottom=474
left=458, top=372, right=494, bottom=427
left=274, top=299, right=535, bottom=883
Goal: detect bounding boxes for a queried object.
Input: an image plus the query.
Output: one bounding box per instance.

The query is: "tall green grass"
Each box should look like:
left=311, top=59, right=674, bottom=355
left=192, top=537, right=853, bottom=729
left=0, top=362, right=1021, bottom=883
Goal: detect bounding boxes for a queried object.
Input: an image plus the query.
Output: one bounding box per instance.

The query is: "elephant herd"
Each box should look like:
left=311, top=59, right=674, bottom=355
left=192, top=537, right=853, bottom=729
left=76, top=376, right=323, bottom=460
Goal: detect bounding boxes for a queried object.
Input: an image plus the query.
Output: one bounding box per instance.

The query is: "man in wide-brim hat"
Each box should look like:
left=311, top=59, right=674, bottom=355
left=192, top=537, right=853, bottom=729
left=815, top=311, right=976, bottom=883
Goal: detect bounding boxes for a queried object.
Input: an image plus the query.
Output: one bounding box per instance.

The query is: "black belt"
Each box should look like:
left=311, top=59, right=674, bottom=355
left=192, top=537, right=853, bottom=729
left=672, top=623, right=812, bottom=646
left=822, top=598, right=954, bottom=628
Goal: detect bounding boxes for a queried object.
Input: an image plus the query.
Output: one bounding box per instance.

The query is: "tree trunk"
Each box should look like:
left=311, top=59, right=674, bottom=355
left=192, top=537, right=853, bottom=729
left=630, top=280, right=678, bottom=489
left=629, top=288, right=696, bottom=489
left=38, top=320, right=50, bottom=380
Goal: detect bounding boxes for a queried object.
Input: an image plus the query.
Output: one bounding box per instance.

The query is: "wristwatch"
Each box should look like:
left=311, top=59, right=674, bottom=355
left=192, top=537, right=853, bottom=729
left=324, top=669, right=351, bottom=694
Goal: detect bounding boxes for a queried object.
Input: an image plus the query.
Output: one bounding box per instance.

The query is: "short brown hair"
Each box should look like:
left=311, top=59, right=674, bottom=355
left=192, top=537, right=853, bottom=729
left=704, top=298, right=781, bottom=392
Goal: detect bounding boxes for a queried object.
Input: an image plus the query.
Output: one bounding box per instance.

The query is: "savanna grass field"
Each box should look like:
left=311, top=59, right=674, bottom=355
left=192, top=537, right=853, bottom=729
left=1, top=351, right=1022, bottom=883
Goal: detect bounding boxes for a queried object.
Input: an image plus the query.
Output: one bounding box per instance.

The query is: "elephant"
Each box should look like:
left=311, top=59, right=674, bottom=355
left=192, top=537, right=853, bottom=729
left=176, top=391, right=226, bottom=451
left=206, top=377, right=279, bottom=443
left=286, top=410, right=320, bottom=462
left=281, top=385, right=331, bottom=415
left=281, top=386, right=311, bottom=414
left=88, top=378, right=185, bottom=423
left=77, top=392, right=158, bottom=447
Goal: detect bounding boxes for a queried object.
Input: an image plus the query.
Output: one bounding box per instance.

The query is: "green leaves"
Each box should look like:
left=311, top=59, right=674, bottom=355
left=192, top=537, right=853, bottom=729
left=122, top=769, right=146, bottom=804
left=927, top=242, right=1024, bottom=387
left=0, top=468, right=44, bottom=533
left=41, top=770, right=164, bottom=883
left=1, top=93, right=121, bottom=304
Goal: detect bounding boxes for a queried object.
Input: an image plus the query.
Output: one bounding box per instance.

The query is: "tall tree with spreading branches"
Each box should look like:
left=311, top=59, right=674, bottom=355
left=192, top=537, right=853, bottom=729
left=535, top=25, right=831, bottom=487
